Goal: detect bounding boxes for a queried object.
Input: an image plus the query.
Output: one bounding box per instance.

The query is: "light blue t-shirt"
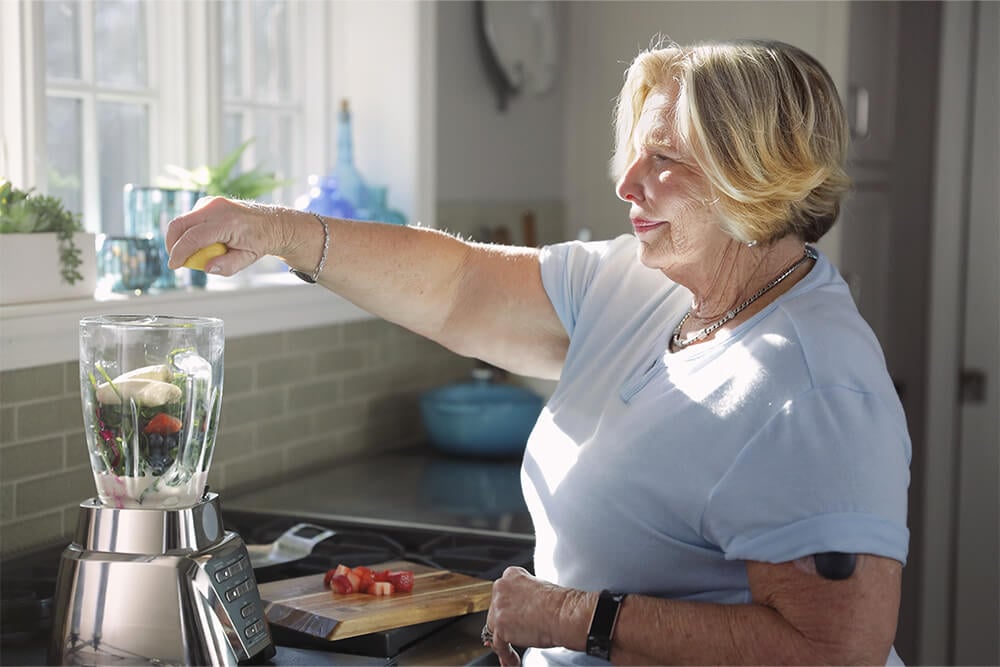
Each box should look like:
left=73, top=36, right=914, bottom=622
left=521, top=235, right=911, bottom=665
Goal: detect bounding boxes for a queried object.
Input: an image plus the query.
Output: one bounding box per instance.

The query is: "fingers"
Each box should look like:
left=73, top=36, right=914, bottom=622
left=165, top=197, right=261, bottom=275
left=484, top=621, right=521, bottom=667
left=495, top=640, right=521, bottom=667
left=164, top=196, right=218, bottom=250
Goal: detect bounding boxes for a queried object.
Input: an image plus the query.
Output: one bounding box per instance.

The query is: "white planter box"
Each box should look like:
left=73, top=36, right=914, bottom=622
left=0, top=232, right=97, bottom=305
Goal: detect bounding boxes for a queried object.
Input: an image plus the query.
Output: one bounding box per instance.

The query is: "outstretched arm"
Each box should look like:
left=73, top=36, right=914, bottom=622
left=166, top=197, right=569, bottom=379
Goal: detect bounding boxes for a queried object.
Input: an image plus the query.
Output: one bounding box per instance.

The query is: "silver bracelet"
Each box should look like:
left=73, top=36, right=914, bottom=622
left=289, top=213, right=329, bottom=284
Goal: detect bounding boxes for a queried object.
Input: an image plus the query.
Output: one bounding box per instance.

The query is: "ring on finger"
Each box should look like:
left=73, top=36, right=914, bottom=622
left=481, top=624, right=495, bottom=645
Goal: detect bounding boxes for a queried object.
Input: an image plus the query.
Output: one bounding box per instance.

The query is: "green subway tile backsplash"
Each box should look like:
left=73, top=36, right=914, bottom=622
left=286, top=325, right=344, bottom=351
left=0, top=406, right=14, bottom=443
left=0, top=511, right=65, bottom=554
left=257, top=354, right=315, bottom=388
left=0, top=364, right=64, bottom=403
left=226, top=332, right=287, bottom=361
left=224, top=364, right=255, bottom=396
left=0, top=436, right=64, bottom=482
left=15, top=467, right=93, bottom=516
left=17, top=396, right=84, bottom=440
left=315, top=346, right=367, bottom=375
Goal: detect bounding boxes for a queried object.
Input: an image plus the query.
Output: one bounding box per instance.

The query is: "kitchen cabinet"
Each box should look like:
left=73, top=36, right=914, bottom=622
left=838, top=5, right=944, bottom=662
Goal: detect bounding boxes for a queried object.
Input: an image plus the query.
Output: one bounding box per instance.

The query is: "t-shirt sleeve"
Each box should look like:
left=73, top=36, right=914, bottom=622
left=538, top=240, right=611, bottom=337
left=701, top=385, right=911, bottom=565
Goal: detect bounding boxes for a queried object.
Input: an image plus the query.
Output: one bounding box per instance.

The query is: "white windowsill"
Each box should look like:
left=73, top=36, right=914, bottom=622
left=0, top=271, right=375, bottom=372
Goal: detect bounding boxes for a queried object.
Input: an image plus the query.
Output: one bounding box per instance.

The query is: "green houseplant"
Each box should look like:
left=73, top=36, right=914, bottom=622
left=158, top=138, right=291, bottom=200
left=0, top=179, right=85, bottom=285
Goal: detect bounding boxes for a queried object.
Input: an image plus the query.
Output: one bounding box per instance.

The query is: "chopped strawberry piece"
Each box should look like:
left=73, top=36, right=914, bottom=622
left=143, top=413, right=182, bottom=435
left=328, top=574, right=354, bottom=594
left=387, top=570, right=414, bottom=593
left=370, top=581, right=394, bottom=596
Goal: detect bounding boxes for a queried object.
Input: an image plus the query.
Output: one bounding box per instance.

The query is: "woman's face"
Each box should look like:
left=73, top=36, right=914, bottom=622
left=615, top=85, right=732, bottom=280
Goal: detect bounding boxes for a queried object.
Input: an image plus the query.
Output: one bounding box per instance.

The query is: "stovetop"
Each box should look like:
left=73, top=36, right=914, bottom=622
left=0, top=448, right=532, bottom=666
left=221, top=449, right=533, bottom=539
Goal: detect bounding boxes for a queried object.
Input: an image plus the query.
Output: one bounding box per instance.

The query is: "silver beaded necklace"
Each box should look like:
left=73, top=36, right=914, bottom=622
left=671, top=246, right=817, bottom=350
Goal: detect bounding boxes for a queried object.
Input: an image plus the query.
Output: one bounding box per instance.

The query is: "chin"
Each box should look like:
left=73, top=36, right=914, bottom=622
left=634, top=239, right=669, bottom=271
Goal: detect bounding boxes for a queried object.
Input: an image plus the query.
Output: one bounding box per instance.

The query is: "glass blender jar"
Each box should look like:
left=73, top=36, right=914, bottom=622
left=79, top=315, right=223, bottom=508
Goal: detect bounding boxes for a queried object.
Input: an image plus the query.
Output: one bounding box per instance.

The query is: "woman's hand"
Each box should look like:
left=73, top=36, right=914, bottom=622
left=484, top=567, right=592, bottom=666
left=165, top=196, right=313, bottom=276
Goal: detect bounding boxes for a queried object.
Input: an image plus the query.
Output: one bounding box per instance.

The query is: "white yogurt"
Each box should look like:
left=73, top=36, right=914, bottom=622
left=94, top=470, right=209, bottom=509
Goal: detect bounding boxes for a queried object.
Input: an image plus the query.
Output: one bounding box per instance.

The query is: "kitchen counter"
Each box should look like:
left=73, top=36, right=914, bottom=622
left=222, top=447, right=533, bottom=539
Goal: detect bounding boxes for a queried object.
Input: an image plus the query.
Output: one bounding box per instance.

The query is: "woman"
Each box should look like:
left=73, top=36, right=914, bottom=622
left=167, top=39, right=909, bottom=666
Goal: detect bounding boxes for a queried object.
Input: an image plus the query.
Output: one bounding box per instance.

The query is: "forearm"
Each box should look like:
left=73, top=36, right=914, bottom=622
left=281, top=212, right=471, bottom=346
left=604, top=596, right=823, bottom=666
left=550, top=593, right=886, bottom=666
left=167, top=198, right=566, bottom=376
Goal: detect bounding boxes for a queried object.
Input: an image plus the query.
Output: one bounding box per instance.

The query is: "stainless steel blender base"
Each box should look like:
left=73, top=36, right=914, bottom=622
left=49, top=494, right=275, bottom=666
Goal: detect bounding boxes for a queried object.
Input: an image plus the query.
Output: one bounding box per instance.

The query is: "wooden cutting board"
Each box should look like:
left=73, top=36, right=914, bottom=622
left=258, top=560, right=493, bottom=641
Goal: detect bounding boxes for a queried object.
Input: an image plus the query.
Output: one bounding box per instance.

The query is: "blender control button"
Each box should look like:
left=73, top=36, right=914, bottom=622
left=240, top=603, right=255, bottom=619
left=225, top=580, right=251, bottom=602
left=215, top=566, right=232, bottom=583
left=230, top=557, right=247, bottom=575
left=245, top=620, right=262, bottom=638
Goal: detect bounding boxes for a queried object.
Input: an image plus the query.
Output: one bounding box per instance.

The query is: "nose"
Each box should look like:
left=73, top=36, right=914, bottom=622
left=616, top=154, right=643, bottom=203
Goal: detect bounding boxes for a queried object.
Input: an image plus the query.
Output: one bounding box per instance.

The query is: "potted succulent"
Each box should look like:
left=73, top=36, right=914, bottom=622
left=0, top=179, right=97, bottom=304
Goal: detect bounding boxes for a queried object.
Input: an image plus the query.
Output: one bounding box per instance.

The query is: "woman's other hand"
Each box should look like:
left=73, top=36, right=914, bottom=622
left=485, top=567, right=593, bottom=666
left=165, top=196, right=310, bottom=276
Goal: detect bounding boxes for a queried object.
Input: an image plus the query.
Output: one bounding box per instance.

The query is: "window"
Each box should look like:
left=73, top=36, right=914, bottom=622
left=219, top=0, right=302, bottom=205
left=2, top=0, right=430, bottom=247
left=6, top=0, right=327, bottom=236
left=43, top=0, right=155, bottom=235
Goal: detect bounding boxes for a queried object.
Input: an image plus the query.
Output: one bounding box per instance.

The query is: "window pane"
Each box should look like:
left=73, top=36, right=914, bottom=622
left=221, top=0, right=242, bottom=99
left=44, top=1, right=81, bottom=80
left=222, top=112, right=245, bottom=166
left=45, top=97, right=84, bottom=217
left=253, top=111, right=293, bottom=203
left=97, top=101, right=149, bottom=235
left=94, top=0, right=148, bottom=88
left=253, top=1, right=290, bottom=100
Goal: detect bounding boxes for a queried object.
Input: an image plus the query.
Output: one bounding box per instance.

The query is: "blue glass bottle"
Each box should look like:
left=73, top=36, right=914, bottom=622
left=333, top=99, right=368, bottom=216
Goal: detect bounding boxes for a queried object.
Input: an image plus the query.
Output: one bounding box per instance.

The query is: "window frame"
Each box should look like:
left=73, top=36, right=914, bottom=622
left=3, top=0, right=331, bottom=232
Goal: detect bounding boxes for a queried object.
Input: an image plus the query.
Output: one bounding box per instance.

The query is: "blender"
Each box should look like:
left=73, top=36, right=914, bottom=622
left=49, top=315, right=275, bottom=665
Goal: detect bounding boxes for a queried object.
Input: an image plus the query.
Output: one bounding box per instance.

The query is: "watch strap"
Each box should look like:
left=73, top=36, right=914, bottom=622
left=586, top=590, right=627, bottom=661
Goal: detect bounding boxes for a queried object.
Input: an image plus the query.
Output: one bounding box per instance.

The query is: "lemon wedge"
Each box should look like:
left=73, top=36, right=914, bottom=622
left=183, top=243, right=227, bottom=271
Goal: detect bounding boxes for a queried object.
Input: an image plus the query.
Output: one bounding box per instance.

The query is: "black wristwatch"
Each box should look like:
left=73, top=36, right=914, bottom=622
left=586, top=590, right=627, bottom=661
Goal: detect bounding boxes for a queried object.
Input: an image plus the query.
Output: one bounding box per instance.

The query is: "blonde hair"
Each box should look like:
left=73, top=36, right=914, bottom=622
left=611, top=39, right=851, bottom=243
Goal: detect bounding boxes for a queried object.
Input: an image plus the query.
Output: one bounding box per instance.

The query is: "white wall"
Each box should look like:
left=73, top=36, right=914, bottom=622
left=561, top=1, right=849, bottom=262
left=434, top=1, right=567, bottom=202
left=328, top=0, right=430, bottom=225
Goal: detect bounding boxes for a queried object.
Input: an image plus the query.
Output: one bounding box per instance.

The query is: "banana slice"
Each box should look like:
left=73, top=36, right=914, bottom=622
left=96, top=378, right=182, bottom=406
left=112, top=364, right=172, bottom=383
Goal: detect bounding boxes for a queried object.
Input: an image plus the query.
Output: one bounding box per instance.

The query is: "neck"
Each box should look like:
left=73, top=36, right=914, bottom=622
left=686, top=237, right=807, bottom=324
